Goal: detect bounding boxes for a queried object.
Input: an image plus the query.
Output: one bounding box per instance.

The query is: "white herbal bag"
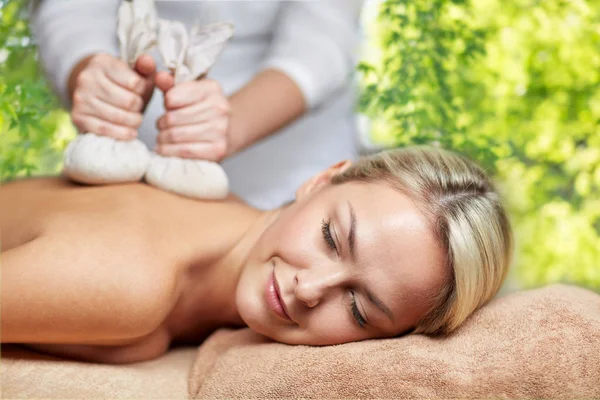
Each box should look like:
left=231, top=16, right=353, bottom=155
left=145, top=19, right=233, bottom=199
left=62, top=0, right=157, bottom=184
left=63, top=0, right=233, bottom=200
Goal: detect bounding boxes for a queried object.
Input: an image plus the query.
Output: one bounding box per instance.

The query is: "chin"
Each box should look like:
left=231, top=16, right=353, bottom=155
left=235, top=297, right=287, bottom=343
left=235, top=270, right=269, bottom=334
left=236, top=278, right=298, bottom=345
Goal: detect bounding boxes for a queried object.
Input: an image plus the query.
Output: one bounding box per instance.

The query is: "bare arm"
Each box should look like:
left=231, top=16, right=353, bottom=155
left=25, top=328, right=171, bottom=364
left=226, top=69, right=305, bottom=155
left=154, top=0, right=363, bottom=161
left=227, top=0, right=364, bottom=155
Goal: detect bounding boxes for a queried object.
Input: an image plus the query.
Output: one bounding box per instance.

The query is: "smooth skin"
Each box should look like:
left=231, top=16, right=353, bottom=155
left=68, top=53, right=306, bottom=161
left=0, top=163, right=447, bottom=364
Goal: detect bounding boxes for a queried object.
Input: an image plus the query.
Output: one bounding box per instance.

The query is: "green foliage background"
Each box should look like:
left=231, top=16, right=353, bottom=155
left=1, top=0, right=598, bottom=291
left=360, top=0, right=600, bottom=291
left=0, top=0, right=74, bottom=182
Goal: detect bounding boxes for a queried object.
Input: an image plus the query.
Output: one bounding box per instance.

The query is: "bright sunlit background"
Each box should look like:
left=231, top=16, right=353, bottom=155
left=1, top=0, right=599, bottom=293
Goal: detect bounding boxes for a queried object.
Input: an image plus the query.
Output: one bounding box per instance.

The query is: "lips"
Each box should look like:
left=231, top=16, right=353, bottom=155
left=266, top=269, right=292, bottom=322
left=273, top=272, right=292, bottom=320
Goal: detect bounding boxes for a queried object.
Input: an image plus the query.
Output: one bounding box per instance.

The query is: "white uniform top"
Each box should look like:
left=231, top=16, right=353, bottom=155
left=32, top=0, right=363, bottom=209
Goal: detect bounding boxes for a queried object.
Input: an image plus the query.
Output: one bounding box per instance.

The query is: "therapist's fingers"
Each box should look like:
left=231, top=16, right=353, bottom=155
left=135, top=54, right=156, bottom=78
left=155, top=141, right=227, bottom=162
left=96, top=74, right=145, bottom=111
left=74, top=68, right=144, bottom=112
left=155, top=71, right=175, bottom=93
left=71, top=114, right=137, bottom=140
left=69, top=53, right=152, bottom=139
left=156, top=121, right=224, bottom=144
left=156, top=101, right=216, bottom=129
left=72, top=76, right=143, bottom=138
left=163, top=79, right=223, bottom=110
left=79, top=97, right=144, bottom=128
left=103, top=59, right=147, bottom=96
left=71, top=53, right=148, bottom=101
left=134, top=54, right=156, bottom=108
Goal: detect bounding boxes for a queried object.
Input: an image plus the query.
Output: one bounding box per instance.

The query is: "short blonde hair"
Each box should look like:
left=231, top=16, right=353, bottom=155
left=331, top=146, right=513, bottom=334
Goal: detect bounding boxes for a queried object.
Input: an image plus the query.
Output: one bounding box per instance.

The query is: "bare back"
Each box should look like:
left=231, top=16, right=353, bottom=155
left=0, top=177, right=256, bottom=363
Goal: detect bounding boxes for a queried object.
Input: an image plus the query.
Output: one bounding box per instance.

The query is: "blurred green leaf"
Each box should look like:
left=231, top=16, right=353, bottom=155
left=0, top=0, right=74, bottom=183
left=360, top=0, right=600, bottom=292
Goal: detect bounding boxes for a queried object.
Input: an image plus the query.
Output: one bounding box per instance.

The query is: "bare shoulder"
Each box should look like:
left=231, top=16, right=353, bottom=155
left=1, top=231, right=179, bottom=344
left=1, top=177, right=164, bottom=251
left=0, top=177, right=67, bottom=250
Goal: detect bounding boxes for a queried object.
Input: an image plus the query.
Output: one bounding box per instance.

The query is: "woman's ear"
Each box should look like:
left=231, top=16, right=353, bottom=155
left=295, top=160, right=352, bottom=200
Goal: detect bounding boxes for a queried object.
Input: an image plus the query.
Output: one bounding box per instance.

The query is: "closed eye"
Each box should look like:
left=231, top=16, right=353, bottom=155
left=321, top=218, right=338, bottom=254
left=351, top=291, right=367, bottom=328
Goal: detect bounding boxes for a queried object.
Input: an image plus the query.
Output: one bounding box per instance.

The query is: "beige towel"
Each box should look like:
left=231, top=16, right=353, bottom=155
left=0, top=345, right=197, bottom=399
left=189, top=284, right=600, bottom=399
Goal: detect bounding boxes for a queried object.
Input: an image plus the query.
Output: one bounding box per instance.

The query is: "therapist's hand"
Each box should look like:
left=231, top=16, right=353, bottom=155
left=154, top=72, right=231, bottom=162
left=68, top=53, right=156, bottom=140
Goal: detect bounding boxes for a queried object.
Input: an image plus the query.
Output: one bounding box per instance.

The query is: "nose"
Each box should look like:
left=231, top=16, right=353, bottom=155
left=294, top=265, right=347, bottom=308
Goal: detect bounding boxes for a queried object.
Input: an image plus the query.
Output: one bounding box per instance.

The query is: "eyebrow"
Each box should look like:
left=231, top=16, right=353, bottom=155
left=346, top=201, right=394, bottom=323
left=347, top=201, right=357, bottom=260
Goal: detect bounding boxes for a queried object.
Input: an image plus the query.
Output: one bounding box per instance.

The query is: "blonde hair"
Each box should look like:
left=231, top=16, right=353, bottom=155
left=331, top=146, right=513, bottom=334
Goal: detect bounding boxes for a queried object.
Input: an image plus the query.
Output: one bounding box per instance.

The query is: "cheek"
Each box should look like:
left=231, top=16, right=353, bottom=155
left=235, top=260, right=270, bottom=332
left=260, top=208, right=317, bottom=263
left=307, top=313, right=358, bottom=344
left=281, top=304, right=366, bottom=346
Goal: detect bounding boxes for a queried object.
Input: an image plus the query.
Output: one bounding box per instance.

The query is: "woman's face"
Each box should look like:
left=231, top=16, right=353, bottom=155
left=236, top=168, right=448, bottom=345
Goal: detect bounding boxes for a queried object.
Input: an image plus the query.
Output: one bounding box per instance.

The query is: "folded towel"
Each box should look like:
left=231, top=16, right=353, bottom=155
left=189, top=284, right=600, bottom=399
left=0, top=345, right=196, bottom=399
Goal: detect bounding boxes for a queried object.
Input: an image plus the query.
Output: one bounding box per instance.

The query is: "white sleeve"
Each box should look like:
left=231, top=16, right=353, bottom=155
left=30, top=0, right=121, bottom=107
left=262, top=0, right=364, bottom=109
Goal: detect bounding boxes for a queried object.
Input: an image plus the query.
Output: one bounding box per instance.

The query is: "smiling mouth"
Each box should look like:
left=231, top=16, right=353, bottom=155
left=266, top=269, right=292, bottom=322
left=273, top=272, right=292, bottom=320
